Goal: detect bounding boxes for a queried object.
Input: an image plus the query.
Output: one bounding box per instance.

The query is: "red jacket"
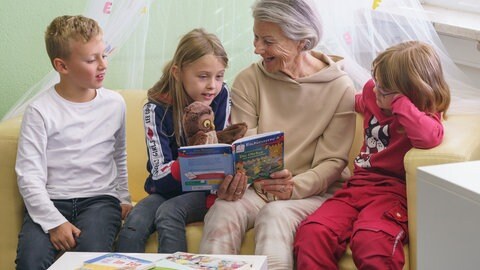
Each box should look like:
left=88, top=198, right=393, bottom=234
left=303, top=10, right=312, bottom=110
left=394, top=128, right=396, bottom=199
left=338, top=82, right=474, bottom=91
left=350, top=79, right=443, bottom=189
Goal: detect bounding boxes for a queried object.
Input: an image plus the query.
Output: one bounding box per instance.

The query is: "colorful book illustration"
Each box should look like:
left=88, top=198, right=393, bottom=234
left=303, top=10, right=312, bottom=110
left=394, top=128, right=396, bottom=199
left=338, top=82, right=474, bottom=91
left=154, top=252, right=252, bottom=270
left=178, top=131, right=284, bottom=191
left=78, top=253, right=155, bottom=270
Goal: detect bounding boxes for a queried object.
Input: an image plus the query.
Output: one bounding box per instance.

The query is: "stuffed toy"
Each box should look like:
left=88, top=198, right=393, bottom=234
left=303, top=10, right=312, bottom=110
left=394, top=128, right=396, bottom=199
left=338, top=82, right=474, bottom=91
left=183, top=101, right=248, bottom=146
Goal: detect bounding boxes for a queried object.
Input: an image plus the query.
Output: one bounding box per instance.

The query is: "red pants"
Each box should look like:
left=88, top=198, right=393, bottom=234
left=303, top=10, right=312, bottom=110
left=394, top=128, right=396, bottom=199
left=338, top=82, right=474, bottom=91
left=294, top=184, right=408, bottom=270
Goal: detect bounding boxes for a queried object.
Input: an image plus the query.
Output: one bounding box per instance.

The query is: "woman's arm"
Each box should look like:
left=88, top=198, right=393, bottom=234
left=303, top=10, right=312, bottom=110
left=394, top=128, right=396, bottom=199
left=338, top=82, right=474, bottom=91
left=212, top=82, right=249, bottom=201
left=231, top=69, right=259, bottom=136
left=292, top=85, right=356, bottom=199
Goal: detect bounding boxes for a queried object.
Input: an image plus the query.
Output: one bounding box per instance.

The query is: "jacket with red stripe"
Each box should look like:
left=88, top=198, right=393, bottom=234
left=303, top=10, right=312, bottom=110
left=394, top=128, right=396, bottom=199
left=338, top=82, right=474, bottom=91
left=142, top=84, right=231, bottom=199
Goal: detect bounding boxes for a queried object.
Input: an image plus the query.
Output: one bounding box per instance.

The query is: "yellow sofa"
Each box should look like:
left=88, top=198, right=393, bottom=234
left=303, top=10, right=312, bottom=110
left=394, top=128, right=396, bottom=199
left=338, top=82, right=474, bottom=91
left=1, top=89, right=480, bottom=270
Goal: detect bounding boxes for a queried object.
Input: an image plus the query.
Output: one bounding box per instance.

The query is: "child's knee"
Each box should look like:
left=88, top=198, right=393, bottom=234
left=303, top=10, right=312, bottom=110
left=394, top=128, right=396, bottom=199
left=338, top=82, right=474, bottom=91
left=295, top=221, right=335, bottom=249
left=351, top=229, right=405, bottom=269
left=297, top=222, right=321, bottom=240
left=16, top=244, right=57, bottom=270
left=204, top=201, right=238, bottom=225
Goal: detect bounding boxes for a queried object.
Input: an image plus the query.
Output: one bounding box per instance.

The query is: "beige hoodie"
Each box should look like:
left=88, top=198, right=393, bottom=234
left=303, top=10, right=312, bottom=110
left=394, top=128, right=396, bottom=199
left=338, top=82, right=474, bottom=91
left=231, top=52, right=355, bottom=199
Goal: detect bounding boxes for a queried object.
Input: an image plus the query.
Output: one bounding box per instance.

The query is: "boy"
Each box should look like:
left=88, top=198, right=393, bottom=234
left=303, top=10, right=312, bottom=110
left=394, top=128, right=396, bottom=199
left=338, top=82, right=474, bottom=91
left=15, top=15, right=132, bottom=270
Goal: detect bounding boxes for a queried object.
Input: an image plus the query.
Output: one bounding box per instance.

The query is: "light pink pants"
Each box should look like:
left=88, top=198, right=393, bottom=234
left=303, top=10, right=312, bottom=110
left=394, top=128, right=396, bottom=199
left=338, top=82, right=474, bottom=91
left=199, top=187, right=327, bottom=270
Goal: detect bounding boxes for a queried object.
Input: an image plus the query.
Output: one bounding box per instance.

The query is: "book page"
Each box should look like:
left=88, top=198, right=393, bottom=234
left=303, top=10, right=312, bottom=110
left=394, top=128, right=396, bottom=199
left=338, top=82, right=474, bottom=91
left=178, top=145, right=234, bottom=191
left=232, top=131, right=284, bottom=183
left=155, top=252, right=251, bottom=270
left=232, top=131, right=283, bottom=144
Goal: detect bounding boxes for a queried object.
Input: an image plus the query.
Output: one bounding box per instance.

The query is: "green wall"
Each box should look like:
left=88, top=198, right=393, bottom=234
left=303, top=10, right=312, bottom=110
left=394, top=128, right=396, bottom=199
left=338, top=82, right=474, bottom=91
left=0, top=0, right=256, bottom=120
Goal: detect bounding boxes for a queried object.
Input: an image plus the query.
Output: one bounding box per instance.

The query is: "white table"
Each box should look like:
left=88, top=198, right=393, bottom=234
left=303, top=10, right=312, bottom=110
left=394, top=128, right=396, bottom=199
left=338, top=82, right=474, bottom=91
left=48, top=251, right=268, bottom=270
left=417, top=160, right=480, bottom=270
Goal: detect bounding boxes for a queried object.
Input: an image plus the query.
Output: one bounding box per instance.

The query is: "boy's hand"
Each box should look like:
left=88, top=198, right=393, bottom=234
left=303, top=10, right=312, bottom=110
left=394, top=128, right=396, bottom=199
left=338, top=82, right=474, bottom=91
left=217, top=172, right=248, bottom=201
left=49, top=222, right=81, bottom=251
left=121, top=203, right=133, bottom=220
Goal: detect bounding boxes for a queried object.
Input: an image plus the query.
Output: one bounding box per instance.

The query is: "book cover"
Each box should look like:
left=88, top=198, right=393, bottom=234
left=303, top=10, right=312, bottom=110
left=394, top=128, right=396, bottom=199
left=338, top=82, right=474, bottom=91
left=78, top=253, right=155, bottom=270
left=232, top=131, right=284, bottom=183
left=154, top=252, right=252, bottom=270
left=178, top=131, right=284, bottom=191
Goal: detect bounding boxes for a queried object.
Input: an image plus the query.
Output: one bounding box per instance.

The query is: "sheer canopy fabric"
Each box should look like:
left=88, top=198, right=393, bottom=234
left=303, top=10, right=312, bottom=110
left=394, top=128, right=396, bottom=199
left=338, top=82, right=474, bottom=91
left=2, top=0, right=153, bottom=121
left=314, top=0, right=480, bottom=114
left=3, top=0, right=479, bottom=121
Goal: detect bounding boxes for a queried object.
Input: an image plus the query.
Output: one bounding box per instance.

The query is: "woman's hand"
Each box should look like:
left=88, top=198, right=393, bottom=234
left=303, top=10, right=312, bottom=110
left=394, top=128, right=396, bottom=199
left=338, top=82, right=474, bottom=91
left=217, top=172, right=248, bottom=201
left=258, top=169, right=294, bottom=200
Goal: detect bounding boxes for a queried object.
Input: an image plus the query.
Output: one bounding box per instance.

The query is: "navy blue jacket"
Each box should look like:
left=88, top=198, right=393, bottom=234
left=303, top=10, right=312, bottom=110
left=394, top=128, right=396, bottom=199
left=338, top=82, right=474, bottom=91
left=142, top=84, right=231, bottom=198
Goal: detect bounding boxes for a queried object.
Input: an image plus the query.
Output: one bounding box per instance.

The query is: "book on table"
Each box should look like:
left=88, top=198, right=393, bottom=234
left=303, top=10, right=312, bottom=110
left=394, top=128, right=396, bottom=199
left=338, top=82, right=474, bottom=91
left=154, top=252, right=252, bottom=270
left=77, top=253, right=155, bottom=270
left=178, top=131, right=284, bottom=192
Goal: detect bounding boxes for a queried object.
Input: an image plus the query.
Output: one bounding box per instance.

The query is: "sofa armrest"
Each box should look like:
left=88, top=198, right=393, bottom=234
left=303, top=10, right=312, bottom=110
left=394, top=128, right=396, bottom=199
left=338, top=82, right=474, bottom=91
left=404, top=114, right=480, bottom=270
left=0, top=116, right=24, bottom=270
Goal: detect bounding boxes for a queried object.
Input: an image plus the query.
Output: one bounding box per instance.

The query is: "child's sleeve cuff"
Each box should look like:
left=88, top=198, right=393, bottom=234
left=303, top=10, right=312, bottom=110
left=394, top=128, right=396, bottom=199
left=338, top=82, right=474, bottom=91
left=171, top=160, right=181, bottom=181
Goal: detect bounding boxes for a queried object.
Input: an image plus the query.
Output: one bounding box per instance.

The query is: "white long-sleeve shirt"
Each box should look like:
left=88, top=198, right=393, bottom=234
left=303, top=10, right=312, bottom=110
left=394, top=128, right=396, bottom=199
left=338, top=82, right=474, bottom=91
left=15, top=87, right=130, bottom=233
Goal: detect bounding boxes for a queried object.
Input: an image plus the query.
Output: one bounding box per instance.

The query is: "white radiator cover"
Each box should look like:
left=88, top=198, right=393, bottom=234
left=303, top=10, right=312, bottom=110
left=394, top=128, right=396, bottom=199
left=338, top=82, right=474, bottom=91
left=439, top=34, right=480, bottom=87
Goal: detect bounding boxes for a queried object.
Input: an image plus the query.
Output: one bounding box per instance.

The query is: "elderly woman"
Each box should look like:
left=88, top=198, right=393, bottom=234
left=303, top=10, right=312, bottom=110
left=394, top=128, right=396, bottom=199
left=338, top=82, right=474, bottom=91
left=199, top=0, right=356, bottom=269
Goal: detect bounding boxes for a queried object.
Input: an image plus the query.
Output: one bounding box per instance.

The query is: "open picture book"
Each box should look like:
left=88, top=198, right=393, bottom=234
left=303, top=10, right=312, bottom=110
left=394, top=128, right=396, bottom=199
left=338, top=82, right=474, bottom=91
left=78, top=253, right=155, bottom=270
left=178, top=131, right=284, bottom=191
left=154, top=252, right=251, bottom=270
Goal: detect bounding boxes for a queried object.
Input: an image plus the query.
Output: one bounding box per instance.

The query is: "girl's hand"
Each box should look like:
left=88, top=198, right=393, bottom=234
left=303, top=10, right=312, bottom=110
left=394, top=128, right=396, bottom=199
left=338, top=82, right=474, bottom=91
left=386, top=94, right=402, bottom=109
left=377, top=94, right=402, bottom=115
left=121, top=203, right=133, bottom=220
left=217, top=172, right=248, bottom=201
left=257, top=169, right=294, bottom=200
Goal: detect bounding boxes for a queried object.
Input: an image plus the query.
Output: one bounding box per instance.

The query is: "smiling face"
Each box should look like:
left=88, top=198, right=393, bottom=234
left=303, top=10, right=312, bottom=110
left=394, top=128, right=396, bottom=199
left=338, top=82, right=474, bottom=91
left=253, top=20, right=302, bottom=75
left=174, top=54, right=225, bottom=106
left=60, top=35, right=107, bottom=91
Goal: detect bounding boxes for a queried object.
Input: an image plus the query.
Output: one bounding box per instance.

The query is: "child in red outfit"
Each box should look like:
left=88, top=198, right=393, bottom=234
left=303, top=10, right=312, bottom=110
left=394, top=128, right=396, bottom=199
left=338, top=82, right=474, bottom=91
left=294, top=41, right=451, bottom=270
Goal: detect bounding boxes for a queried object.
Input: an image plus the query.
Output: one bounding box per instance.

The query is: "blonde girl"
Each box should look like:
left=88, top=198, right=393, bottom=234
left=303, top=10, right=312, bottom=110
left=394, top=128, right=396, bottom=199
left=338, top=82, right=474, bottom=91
left=117, top=28, right=246, bottom=253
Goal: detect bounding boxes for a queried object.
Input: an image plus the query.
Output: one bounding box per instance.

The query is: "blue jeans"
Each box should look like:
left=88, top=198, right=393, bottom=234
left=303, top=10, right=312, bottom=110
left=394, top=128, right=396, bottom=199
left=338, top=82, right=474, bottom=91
left=15, top=195, right=122, bottom=270
left=116, top=192, right=207, bottom=253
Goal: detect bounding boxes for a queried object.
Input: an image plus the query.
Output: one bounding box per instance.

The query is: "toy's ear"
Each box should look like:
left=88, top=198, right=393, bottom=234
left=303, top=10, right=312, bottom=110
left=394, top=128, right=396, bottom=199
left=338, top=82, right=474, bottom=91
left=182, top=104, right=196, bottom=133
left=217, top=122, right=248, bottom=144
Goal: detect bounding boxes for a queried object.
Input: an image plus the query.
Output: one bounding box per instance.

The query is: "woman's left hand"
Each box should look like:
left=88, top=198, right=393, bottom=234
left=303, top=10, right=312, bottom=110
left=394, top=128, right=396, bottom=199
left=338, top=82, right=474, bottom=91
left=217, top=172, right=248, bottom=201
left=258, top=169, right=294, bottom=200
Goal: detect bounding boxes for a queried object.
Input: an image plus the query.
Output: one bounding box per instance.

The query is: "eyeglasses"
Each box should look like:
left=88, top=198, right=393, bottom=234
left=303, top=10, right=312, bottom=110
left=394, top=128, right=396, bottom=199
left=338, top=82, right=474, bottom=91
left=372, top=79, right=396, bottom=97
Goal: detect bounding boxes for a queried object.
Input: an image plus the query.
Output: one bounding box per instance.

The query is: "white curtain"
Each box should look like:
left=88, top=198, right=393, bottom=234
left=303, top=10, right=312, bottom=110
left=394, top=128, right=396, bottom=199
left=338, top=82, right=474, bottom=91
left=3, top=0, right=479, bottom=121
left=2, top=0, right=153, bottom=121
left=313, top=0, right=480, bottom=114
